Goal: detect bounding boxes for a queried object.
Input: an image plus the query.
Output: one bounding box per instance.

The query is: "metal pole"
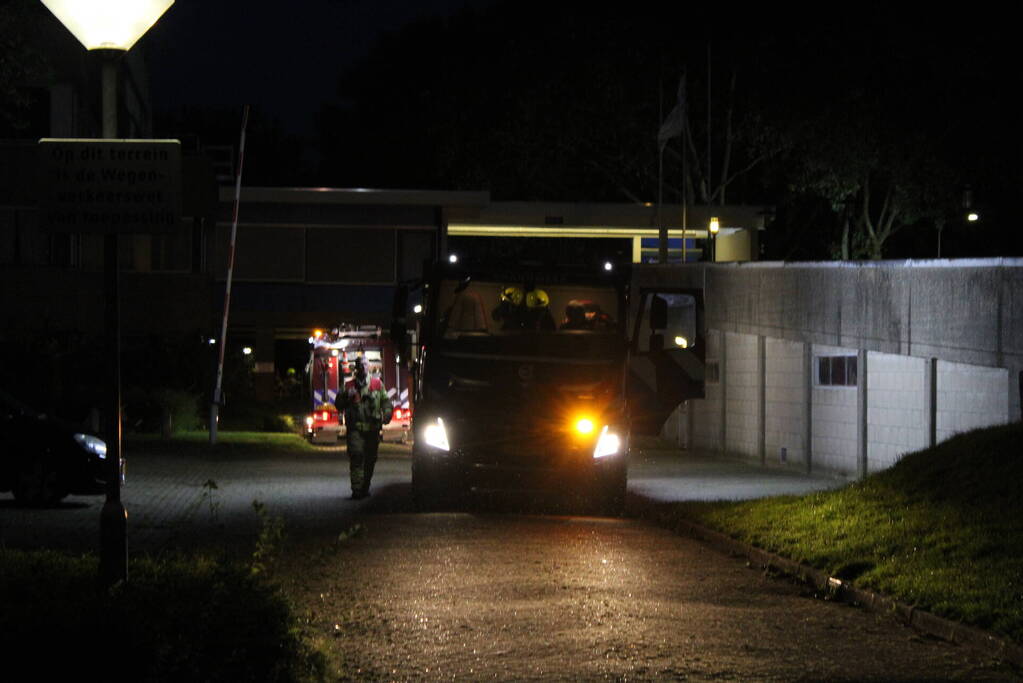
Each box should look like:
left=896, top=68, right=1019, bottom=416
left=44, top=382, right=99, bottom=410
left=656, top=73, right=668, bottom=264
left=681, top=114, right=688, bottom=264
left=210, top=105, right=250, bottom=444
left=99, top=51, right=127, bottom=587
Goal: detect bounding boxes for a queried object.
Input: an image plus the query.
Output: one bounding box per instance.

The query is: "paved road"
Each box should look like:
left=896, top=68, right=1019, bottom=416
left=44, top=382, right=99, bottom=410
left=2, top=442, right=1015, bottom=680
left=0, top=442, right=845, bottom=555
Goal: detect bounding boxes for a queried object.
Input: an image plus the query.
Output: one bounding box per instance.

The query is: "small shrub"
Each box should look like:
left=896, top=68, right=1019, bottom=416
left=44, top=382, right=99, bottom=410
left=251, top=499, right=286, bottom=576
left=263, top=412, right=299, bottom=433
left=0, top=548, right=325, bottom=681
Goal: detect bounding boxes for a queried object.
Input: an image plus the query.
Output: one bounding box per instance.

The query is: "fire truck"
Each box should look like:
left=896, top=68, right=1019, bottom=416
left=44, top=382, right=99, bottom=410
left=306, top=325, right=412, bottom=445
left=390, top=259, right=705, bottom=514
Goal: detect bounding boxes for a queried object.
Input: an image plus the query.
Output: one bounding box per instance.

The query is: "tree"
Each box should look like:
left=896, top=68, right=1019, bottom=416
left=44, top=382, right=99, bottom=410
left=319, top=2, right=779, bottom=207
left=0, top=0, right=54, bottom=135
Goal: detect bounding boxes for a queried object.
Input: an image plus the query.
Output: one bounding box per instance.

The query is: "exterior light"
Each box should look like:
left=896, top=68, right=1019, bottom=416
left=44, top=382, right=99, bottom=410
left=208, top=338, right=216, bottom=345
left=603, top=261, right=613, bottom=271
left=674, top=336, right=689, bottom=348
left=574, top=417, right=595, bottom=435
left=448, top=254, right=459, bottom=263
left=330, top=349, right=339, bottom=357
left=242, top=347, right=252, bottom=355
left=413, top=304, right=423, bottom=314
left=709, top=217, right=720, bottom=235
left=967, top=213, right=979, bottom=222
left=41, top=0, right=175, bottom=51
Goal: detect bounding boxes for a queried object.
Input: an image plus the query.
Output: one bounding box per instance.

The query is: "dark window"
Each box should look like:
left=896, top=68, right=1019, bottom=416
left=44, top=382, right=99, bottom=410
left=817, top=355, right=857, bottom=387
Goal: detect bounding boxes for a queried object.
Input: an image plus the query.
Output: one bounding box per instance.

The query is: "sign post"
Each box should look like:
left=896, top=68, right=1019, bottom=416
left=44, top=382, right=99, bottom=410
left=39, top=138, right=181, bottom=585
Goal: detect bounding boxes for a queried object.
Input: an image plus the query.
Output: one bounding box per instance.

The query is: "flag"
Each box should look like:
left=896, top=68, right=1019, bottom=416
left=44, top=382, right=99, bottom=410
left=657, top=74, right=686, bottom=151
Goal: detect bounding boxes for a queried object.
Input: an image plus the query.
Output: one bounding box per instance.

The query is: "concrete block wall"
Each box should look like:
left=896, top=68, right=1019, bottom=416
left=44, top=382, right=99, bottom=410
left=764, top=338, right=807, bottom=467
left=724, top=332, right=759, bottom=458
left=866, top=352, right=929, bottom=472
left=691, top=330, right=723, bottom=450
left=937, top=361, right=1009, bottom=441
left=636, top=260, right=1021, bottom=477
left=810, top=344, right=859, bottom=474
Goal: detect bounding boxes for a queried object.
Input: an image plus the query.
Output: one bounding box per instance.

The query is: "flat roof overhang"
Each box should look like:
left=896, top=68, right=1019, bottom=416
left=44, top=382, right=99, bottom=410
left=219, top=186, right=491, bottom=207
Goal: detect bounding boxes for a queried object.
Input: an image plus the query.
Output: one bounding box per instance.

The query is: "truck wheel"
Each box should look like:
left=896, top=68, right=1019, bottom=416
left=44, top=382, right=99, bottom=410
left=411, top=461, right=457, bottom=512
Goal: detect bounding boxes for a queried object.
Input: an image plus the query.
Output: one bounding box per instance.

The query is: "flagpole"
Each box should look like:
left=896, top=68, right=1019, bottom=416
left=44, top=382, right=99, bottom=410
left=657, top=76, right=667, bottom=264
left=657, top=73, right=686, bottom=265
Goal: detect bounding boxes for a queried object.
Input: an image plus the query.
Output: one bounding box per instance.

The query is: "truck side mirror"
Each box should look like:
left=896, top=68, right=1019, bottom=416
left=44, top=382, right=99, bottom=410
left=650, top=295, right=668, bottom=330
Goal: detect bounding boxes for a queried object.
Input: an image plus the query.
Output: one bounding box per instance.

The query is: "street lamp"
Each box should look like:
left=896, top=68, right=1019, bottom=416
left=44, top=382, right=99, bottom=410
left=41, top=0, right=175, bottom=587
left=41, top=1, right=174, bottom=137
left=708, top=216, right=720, bottom=262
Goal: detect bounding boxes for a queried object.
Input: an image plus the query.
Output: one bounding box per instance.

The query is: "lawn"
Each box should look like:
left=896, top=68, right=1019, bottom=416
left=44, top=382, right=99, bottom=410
left=654, top=422, right=1023, bottom=643
left=128, top=429, right=324, bottom=455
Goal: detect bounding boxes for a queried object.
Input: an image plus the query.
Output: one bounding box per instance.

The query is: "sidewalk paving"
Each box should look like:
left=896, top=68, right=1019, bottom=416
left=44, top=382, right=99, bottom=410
left=629, top=443, right=848, bottom=502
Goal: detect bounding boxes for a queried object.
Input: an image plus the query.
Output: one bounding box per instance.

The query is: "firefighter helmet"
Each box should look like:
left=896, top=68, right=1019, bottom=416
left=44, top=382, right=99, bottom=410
left=525, top=288, right=550, bottom=309
left=501, top=286, right=525, bottom=306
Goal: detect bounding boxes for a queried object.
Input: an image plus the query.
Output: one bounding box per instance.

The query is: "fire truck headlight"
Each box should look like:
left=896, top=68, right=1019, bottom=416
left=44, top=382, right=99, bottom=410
left=592, top=426, right=621, bottom=459
left=74, top=433, right=107, bottom=459
left=422, top=417, right=450, bottom=451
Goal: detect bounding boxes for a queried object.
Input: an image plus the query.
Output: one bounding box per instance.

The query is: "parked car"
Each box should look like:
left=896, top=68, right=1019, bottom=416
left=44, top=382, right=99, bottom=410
left=0, top=390, right=110, bottom=506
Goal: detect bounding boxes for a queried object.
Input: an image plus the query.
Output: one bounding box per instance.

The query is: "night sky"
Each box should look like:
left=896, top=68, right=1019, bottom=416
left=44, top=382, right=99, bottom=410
left=130, top=1, right=1021, bottom=257
left=143, top=0, right=492, bottom=137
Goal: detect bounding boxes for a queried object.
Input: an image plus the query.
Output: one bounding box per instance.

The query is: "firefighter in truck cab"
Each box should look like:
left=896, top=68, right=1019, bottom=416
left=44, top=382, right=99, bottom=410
left=334, top=355, right=392, bottom=499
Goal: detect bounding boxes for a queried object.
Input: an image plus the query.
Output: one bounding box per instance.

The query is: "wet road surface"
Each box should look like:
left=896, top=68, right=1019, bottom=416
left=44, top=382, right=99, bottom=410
left=1, top=445, right=1018, bottom=680
left=281, top=503, right=1015, bottom=681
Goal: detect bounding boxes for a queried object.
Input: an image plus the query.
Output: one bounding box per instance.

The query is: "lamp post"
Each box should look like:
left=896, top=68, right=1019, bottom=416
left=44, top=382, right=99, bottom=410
left=708, top=216, right=720, bottom=262
left=41, top=0, right=175, bottom=586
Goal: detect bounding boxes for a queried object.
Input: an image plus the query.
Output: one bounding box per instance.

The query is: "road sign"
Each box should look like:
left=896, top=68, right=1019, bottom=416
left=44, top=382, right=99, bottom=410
left=38, top=138, right=182, bottom=234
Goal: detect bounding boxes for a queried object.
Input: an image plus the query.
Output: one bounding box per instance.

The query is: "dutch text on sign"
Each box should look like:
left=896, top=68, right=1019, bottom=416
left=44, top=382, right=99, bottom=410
left=39, top=139, right=182, bottom=235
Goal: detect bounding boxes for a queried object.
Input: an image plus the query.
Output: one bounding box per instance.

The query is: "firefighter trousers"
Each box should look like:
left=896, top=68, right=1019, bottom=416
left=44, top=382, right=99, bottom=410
left=346, top=429, right=380, bottom=496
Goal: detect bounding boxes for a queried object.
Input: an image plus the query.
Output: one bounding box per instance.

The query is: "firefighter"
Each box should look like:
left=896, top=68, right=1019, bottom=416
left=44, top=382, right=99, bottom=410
left=524, top=288, right=556, bottom=330
left=492, top=285, right=526, bottom=330
left=335, top=355, right=392, bottom=499
left=493, top=285, right=555, bottom=330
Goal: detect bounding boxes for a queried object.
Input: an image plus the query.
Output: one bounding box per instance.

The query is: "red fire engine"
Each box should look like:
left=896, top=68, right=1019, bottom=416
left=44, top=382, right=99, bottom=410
left=306, top=325, right=411, bottom=444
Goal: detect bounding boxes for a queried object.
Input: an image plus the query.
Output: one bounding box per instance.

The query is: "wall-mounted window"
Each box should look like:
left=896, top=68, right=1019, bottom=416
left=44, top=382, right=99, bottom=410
left=817, top=355, right=857, bottom=387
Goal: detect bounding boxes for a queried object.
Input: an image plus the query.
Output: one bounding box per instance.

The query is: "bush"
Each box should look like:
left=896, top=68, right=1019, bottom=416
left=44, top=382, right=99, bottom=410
left=263, top=412, right=299, bottom=433
left=123, top=387, right=201, bottom=434
left=0, top=549, right=325, bottom=682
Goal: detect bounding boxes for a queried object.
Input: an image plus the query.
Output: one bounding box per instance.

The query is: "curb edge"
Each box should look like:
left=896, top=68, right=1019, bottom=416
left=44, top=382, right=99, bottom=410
left=666, top=516, right=1023, bottom=668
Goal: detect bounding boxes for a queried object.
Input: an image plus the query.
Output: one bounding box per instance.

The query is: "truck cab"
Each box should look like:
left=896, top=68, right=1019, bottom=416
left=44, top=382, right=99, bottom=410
left=393, top=260, right=703, bottom=514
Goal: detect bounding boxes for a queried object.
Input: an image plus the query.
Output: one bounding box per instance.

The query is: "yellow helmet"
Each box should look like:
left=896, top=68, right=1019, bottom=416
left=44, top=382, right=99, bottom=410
left=501, top=286, right=524, bottom=306
left=525, top=288, right=550, bottom=309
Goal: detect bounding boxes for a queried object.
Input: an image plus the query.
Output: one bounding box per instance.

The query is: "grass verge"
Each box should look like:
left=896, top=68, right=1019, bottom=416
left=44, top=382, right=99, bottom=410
left=129, top=430, right=323, bottom=455
left=0, top=548, right=326, bottom=681
left=649, top=422, right=1023, bottom=643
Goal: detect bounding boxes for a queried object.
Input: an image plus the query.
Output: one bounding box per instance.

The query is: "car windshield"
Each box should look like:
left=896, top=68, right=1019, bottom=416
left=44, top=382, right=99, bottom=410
left=436, top=278, right=620, bottom=341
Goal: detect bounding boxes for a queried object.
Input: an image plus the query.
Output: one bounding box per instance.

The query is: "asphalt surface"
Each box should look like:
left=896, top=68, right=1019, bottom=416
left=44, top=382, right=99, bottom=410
left=2, top=441, right=1017, bottom=680
left=0, top=442, right=845, bottom=555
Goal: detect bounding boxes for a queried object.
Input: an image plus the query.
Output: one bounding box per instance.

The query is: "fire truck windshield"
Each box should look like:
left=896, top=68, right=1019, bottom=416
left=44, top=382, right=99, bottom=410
left=436, top=278, right=620, bottom=343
